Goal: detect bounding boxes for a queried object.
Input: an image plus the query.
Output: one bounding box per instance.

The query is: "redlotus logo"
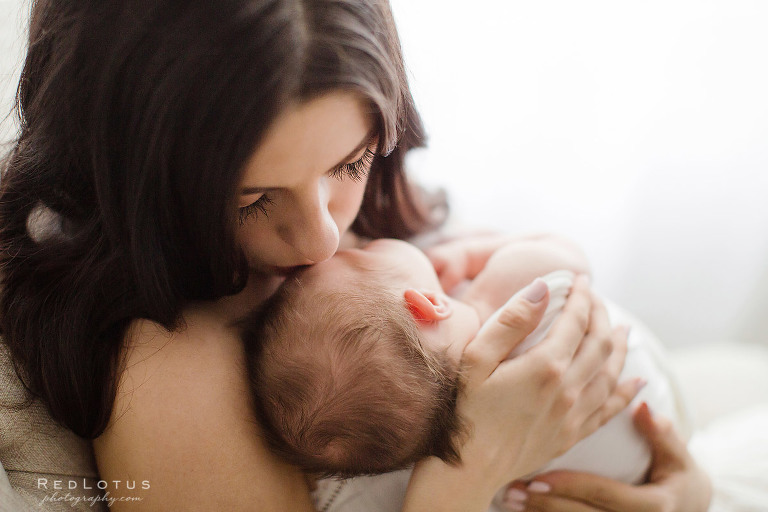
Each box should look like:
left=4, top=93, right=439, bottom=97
left=37, top=479, right=150, bottom=491
left=37, top=479, right=150, bottom=508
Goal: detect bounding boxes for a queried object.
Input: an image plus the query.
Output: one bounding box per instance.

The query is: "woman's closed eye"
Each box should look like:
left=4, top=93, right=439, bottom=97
left=329, top=147, right=375, bottom=182
left=238, top=194, right=275, bottom=224
left=238, top=148, right=376, bottom=225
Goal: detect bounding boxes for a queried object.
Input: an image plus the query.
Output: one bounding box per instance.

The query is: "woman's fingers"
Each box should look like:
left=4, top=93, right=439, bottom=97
left=579, top=377, right=644, bottom=438
left=634, top=403, right=685, bottom=463
left=566, top=324, right=631, bottom=424
left=516, top=407, right=711, bottom=512
left=633, top=402, right=700, bottom=483
left=462, top=279, right=549, bottom=382
left=550, top=295, right=632, bottom=446
left=635, top=404, right=714, bottom=511
left=524, top=495, right=604, bottom=512
left=532, top=274, right=592, bottom=361
left=522, top=472, right=666, bottom=512
left=565, top=297, right=621, bottom=387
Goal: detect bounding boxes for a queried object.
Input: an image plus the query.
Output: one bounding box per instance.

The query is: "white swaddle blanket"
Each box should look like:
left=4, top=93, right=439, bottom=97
left=312, top=271, right=690, bottom=512
left=501, top=270, right=691, bottom=484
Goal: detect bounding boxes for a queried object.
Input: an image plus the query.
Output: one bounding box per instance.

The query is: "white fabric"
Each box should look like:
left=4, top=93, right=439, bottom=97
left=312, top=471, right=411, bottom=512
left=672, top=343, right=768, bottom=512
left=690, top=406, right=768, bottom=512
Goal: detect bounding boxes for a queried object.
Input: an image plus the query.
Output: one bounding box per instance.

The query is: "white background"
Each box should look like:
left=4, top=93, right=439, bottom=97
left=2, top=1, right=768, bottom=347
left=390, top=0, right=768, bottom=347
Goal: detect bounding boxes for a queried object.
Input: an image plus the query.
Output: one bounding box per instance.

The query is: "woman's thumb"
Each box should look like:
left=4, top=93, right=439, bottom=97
left=633, top=402, right=687, bottom=473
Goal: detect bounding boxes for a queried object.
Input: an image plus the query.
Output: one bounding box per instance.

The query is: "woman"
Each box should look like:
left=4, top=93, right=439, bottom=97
left=0, top=0, right=710, bottom=510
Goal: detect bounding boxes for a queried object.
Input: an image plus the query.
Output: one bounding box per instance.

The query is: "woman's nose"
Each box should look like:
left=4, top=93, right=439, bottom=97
left=280, top=182, right=339, bottom=263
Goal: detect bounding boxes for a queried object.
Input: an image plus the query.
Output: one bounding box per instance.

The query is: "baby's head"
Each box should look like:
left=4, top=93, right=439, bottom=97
left=243, top=239, right=479, bottom=477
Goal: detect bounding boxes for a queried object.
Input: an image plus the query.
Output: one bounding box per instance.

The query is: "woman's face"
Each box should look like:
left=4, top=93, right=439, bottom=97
left=237, top=91, right=376, bottom=275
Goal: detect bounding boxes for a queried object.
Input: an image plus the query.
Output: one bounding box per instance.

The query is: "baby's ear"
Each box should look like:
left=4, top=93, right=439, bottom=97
left=403, top=289, right=453, bottom=324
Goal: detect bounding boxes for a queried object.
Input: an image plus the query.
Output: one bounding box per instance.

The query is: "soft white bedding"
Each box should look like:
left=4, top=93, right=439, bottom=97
left=672, top=343, right=768, bottom=512
left=690, top=405, right=768, bottom=512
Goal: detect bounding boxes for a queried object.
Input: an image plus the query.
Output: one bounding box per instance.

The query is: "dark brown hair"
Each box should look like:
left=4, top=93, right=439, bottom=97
left=0, top=0, right=440, bottom=439
left=243, top=276, right=466, bottom=478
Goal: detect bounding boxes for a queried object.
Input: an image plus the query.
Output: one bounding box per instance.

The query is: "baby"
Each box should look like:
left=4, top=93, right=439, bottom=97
left=242, top=236, right=689, bottom=488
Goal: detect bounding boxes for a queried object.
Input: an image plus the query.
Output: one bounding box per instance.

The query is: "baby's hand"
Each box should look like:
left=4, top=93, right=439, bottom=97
left=425, top=232, right=512, bottom=293
left=425, top=241, right=470, bottom=293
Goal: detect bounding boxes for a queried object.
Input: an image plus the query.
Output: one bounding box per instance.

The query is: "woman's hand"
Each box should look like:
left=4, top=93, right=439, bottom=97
left=461, top=275, right=638, bottom=485
left=403, top=275, right=639, bottom=512
left=500, top=403, right=712, bottom=512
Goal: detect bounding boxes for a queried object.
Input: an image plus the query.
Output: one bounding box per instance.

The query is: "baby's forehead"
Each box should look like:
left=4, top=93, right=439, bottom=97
left=294, top=254, right=385, bottom=296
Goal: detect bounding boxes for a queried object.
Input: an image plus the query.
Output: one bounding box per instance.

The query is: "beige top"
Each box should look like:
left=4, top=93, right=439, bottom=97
left=0, top=340, right=107, bottom=511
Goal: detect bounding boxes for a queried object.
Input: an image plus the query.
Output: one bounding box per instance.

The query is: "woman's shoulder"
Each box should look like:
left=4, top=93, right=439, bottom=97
left=124, top=305, right=241, bottom=364
left=115, top=268, right=286, bottom=397
left=118, top=271, right=281, bottom=381
left=116, top=307, right=243, bottom=404
left=93, top=307, right=314, bottom=510
left=107, top=308, right=250, bottom=449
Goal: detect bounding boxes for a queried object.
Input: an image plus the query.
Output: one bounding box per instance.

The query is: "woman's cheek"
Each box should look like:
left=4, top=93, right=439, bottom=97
left=237, top=221, right=275, bottom=269
left=333, top=177, right=368, bottom=235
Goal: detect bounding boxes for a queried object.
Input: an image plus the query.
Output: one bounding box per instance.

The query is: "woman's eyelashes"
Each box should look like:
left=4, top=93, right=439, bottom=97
left=238, top=148, right=376, bottom=225
left=329, top=148, right=375, bottom=182
left=239, top=195, right=275, bottom=224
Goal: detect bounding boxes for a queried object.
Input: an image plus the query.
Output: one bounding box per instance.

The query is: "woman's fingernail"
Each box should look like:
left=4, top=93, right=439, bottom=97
left=503, top=501, right=525, bottom=512
left=503, top=488, right=528, bottom=503
left=644, top=401, right=654, bottom=417
left=527, top=481, right=552, bottom=493
left=635, top=377, right=648, bottom=392
left=522, top=278, right=548, bottom=303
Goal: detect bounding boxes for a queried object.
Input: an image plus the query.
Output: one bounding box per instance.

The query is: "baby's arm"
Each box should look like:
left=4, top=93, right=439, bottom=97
left=460, top=237, right=591, bottom=322
left=425, top=234, right=513, bottom=288
left=426, top=233, right=590, bottom=293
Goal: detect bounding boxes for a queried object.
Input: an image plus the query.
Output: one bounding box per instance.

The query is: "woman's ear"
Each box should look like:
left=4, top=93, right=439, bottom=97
left=403, top=289, right=453, bottom=324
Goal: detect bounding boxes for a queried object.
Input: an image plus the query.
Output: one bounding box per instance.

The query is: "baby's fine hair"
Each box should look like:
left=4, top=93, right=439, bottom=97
left=243, top=275, right=466, bottom=478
